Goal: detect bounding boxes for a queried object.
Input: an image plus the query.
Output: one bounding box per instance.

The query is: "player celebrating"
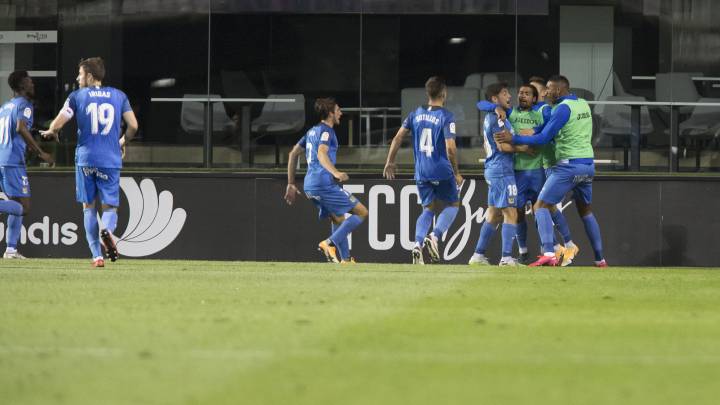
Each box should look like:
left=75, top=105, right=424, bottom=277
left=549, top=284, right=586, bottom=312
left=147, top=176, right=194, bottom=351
left=0, top=71, right=54, bottom=258
left=469, top=82, right=527, bottom=266
left=41, top=57, right=138, bottom=267
left=285, top=97, right=367, bottom=264
left=494, top=75, right=606, bottom=267
left=384, top=76, right=463, bottom=265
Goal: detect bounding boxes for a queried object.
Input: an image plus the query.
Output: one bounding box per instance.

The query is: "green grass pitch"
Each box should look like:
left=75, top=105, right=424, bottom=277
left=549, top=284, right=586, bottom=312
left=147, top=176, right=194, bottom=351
left=1, top=260, right=719, bottom=405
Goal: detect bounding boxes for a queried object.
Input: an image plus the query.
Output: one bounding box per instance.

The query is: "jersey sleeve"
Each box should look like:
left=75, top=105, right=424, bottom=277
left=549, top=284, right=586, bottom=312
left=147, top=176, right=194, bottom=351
left=401, top=111, right=414, bottom=130
left=512, top=104, right=570, bottom=146
left=16, top=99, right=33, bottom=126
left=443, top=112, right=457, bottom=139
left=296, top=135, right=307, bottom=148
left=319, top=129, right=333, bottom=146
left=60, top=92, right=77, bottom=119
left=121, top=94, right=132, bottom=114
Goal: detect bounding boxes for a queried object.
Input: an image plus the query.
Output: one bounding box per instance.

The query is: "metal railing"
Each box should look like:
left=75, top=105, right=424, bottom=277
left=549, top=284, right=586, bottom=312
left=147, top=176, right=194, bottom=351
left=150, top=97, right=296, bottom=168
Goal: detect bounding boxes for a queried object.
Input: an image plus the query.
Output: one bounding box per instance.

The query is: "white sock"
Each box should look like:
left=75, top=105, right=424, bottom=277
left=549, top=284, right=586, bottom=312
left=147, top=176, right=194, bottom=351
left=554, top=244, right=562, bottom=250
left=518, top=247, right=528, bottom=254
left=500, top=256, right=512, bottom=261
left=94, top=256, right=104, bottom=261
left=544, top=252, right=555, bottom=257
left=566, top=241, right=576, bottom=249
left=472, top=253, right=486, bottom=259
left=5, top=247, right=16, bottom=253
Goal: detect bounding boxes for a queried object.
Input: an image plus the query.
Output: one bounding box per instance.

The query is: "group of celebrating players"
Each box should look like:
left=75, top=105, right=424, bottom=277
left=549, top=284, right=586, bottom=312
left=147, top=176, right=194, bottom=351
left=0, top=57, right=137, bottom=267
left=286, top=75, right=607, bottom=267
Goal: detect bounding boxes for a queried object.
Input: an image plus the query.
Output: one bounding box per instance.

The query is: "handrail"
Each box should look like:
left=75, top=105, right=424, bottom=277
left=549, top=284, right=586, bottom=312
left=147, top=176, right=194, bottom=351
left=150, top=97, right=296, bottom=102
left=588, top=100, right=720, bottom=106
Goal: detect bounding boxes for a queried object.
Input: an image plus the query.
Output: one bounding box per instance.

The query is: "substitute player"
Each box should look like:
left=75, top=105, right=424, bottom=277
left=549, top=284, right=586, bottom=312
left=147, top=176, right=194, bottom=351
left=384, top=76, right=463, bottom=265
left=42, top=57, right=138, bottom=267
left=285, top=97, right=367, bottom=264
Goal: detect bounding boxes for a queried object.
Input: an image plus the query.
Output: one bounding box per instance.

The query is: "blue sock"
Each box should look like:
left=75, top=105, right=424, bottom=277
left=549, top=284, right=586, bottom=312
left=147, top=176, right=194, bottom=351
left=6, top=215, right=22, bottom=249
left=582, top=213, right=604, bottom=261
left=83, top=208, right=102, bottom=258
left=432, top=206, right=458, bottom=238
left=551, top=209, right=572, bottom=244
left=329, top=215, right=364, bottom=248
left=331, top=223, right=350, bottom=260
left=553, top=230, right=560, bottom=247
left=501, top=223, right=517, bottom=257
left=101, top=209, right=118, bottom=233
left=516, top=221, right=528, bottom=252
left=535, top=208, right=555, bottom=254
left=474, top=222, right=497, bottom=254
left=415, top=209, right=434, bottom=245
left=0, top=200, right=23, bottom=216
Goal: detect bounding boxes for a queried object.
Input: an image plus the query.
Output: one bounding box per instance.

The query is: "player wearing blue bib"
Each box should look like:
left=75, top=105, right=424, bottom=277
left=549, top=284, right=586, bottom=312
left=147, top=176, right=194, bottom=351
left=470, top=82, right=529, bottom=267
left=0, top=71, right=55, bottom=258
left=285, top=98, right=368, bottom=263
left=384, top=77, right=463, bottom=265
left=494, top=75, right=606, bottom=267
left=42, top=58, right=138, bottom=268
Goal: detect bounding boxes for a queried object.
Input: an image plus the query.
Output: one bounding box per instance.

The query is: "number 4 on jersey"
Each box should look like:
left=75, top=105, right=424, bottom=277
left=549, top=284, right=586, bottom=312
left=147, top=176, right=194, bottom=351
left=419, top=128, right=434, bottom=157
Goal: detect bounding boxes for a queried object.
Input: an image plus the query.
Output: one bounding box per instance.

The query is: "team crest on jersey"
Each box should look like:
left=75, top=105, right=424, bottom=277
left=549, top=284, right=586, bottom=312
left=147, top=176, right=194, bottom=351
left=23, top=107, right=32, bottom=119
left=449, top=122, right=456, bottom=134
left=321, top=132, right=330, bottom=141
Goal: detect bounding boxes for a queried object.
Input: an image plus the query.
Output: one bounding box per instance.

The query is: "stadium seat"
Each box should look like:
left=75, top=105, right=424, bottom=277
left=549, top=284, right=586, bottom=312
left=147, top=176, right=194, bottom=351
left=655, top=72, right=700, bottom=114
left=180, top=94, right=234, bottom=138
left=596, top=96, right=654, bottom=169
left=678, top=98, right=720, bottom=171
left=251, top=94, right=305, bottom=166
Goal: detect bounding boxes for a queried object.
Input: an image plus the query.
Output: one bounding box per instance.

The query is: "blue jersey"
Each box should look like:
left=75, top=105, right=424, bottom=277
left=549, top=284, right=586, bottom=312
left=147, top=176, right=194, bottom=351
left=298, top=123, right=338, bottom=190
left=63, top=86, right=131, bottom=169
left=0, top=96, right=33, bottom=167
left=483, top=113, right=515, bottom=177
left=401, top=106, right=456, bottom=181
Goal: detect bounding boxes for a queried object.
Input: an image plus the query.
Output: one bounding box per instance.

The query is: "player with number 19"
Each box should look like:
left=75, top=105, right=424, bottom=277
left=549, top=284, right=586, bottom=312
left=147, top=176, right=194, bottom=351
left=384, top=76, right=463, bottom=265
left=42, top=57, right=138, bottom=267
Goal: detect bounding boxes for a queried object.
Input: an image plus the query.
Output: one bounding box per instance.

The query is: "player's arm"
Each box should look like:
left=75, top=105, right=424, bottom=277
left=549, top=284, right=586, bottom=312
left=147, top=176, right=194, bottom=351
left=40, top=112, right=70, bottom=142
left=383, top=127, right=409, bottom=180
left=445, top=137, right=463, bottom=186
left=495, top=104, right=570, bottom=146
left=476, top=101, right=511, bottom=121
left=17, top=120, right=54, bottom=165
left=317, top=144, right=348, bottom=182
left=495, top=141, right=530, bottom=154
left=285, top=143, right=305, bottom=205
left=120, top=110, right=139, bottom=146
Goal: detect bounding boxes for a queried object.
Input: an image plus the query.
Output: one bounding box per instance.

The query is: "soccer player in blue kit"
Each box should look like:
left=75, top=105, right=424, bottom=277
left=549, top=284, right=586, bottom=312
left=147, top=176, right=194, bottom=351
left=0, top=71, right=55, bottom=258
left=470, top=82, right=529, bottom=266
left=285, top=97, right=368, bottom=264
left=384, top=76, right=463, bottom=265
left=42, top=57, right=138, bottom=267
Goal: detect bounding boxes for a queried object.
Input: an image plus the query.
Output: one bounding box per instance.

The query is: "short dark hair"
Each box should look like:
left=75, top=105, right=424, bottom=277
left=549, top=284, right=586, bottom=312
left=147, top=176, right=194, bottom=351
left=314, top=97, right=337, bottom=120
left=79, top=57, right=106, bottom=82
left=485, top=82, right=509, bottom=101
left=528, top=76, right=545, bottom=87
left=520, top=83, right=539, bottom=100
left=547, top=74, right=570, bottom=89
left=425, top=76, right=447, bottom=99
left=8, top=71, right=29, bottom=92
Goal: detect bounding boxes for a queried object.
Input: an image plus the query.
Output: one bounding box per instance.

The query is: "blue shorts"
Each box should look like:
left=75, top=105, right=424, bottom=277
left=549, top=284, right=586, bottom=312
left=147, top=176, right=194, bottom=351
left=0, top=166, right=30, bottom=198
left=76, top=166, right=121, bottom=206
left=305, top=185, right=359, bottom=219
left=486, top=174, right=517, bottom=208
left=538, top=162, right=594, bottom=205
left=416, top=178, right=459, bottom=207
left=515, top=168, right=545, bottom=208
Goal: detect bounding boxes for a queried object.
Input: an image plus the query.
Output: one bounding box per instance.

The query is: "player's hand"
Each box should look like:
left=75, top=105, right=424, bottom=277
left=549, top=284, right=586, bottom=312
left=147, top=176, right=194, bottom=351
left=493, top=129, right=513, bottom=144
left=494, top=106, right=506, bottom=121
left=334, top=172, right=349, bottom=182
left=284, top=183, right=301, bottom=205
left=455, top=174, right=464, bottom=189
left=383, top=162, right=397, bottom=180
left=519, top=128, right=534, bottom=136
left=40, top=129, right=59, bottom=142
left=38, top=151, right=54, bottom=164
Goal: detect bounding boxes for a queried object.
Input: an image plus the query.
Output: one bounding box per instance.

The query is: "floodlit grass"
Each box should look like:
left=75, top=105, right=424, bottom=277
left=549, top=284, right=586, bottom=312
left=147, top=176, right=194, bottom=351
left=1, top=260, right=719, bottom=405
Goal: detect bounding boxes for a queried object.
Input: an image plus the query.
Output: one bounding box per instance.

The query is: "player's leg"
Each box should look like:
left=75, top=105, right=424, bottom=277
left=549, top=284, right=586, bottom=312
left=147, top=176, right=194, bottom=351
left=317, top=186, right=366, bottom=263
left=551, top=204, right=578, bottom=266
left=470, top=176, right=503, bottom=265
left=77, top=167, right=103, bottom=266
left=329, top=217, right=350, bottom=262
left=0, top=168, right=29, bottom=259
left=514, top=170, right=532, bottom=261
left=96, top=168, right=121, bottom=262
left=425, top=179, right=460, bottom=263
left=573, top=167, right=606, bottom=267
left=498, top=175, right=519, bottom=266
left=530, top=166, right=575, bottom=266
left=412, top=181, right=435, bottom=264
